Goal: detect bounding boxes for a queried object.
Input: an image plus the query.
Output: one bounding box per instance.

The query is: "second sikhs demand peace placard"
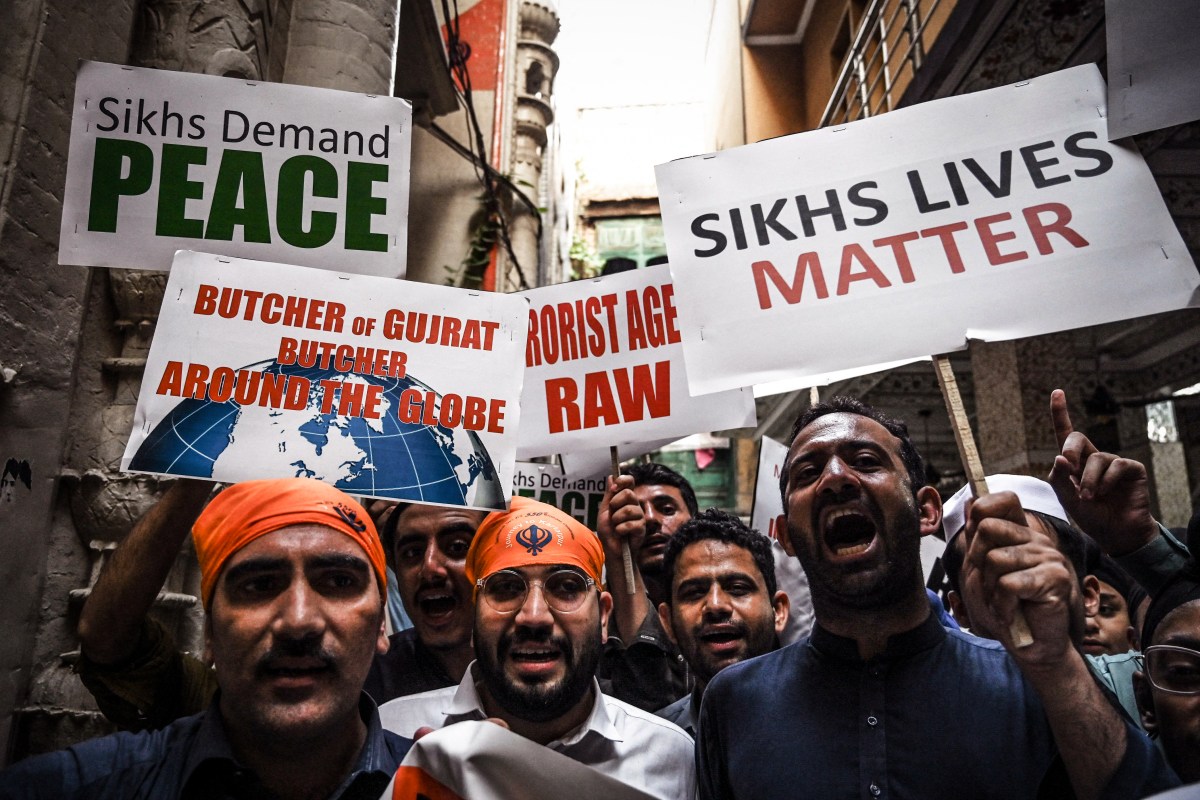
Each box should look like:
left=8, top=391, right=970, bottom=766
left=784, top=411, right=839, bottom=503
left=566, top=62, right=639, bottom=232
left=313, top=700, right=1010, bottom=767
left=121, top=251, right=528, bottom=510
left=60, top=61, right=412, bottom=276
left=656, top=65, right=1199, bottom=396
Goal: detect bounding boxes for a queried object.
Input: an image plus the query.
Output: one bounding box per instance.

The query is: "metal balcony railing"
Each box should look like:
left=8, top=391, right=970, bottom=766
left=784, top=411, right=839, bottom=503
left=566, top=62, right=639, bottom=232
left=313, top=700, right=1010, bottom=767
left=819, top=0, right=946, bottom=127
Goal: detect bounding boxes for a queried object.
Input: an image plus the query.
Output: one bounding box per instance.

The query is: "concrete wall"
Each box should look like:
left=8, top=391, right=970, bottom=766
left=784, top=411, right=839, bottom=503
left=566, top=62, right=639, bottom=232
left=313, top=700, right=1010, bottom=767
left=0, top=0, right=139, bottom=763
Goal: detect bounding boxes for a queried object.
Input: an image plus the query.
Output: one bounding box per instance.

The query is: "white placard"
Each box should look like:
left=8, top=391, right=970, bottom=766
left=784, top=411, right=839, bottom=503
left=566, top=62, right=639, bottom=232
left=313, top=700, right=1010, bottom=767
left=382, top=721, right=660, bottom=800
left=1106, top=0, right=1200, bottom=139
left=559, top=436, right=680, bottom=478
left=61, top=61, right=412, bottom=275
left=122, top=251, right=526, bottom=509
left=516, top=264, right=755, bottom=458
left=656, top=65, right=1198, bottom=396
left=512, top=461, right=608, bottom=531
left=750, top=435, right=813, bottom=645
left=753, top=357, right=927, bottom=399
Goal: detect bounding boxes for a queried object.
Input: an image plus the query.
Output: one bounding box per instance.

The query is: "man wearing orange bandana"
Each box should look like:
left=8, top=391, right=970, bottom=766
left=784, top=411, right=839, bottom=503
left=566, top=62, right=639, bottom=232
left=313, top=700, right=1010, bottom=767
left=0, top=478, right=413, bottom=799
left=377, top=497, right=696, bottom=800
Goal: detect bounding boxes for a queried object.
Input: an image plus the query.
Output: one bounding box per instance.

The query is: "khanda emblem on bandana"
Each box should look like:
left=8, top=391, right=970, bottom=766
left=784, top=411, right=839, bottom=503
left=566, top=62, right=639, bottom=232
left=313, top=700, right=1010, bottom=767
left=516, top=523, right=554, bottom=556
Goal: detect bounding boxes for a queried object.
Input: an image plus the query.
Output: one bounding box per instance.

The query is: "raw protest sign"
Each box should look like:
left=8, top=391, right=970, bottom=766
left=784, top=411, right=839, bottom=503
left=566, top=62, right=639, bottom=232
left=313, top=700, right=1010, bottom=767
left=516, top=263, right=756, bottom=459
left=382, top=722, right=659, bottom=800
left=750, top=435, right=812, bottom=644
left=122, top=251, right=526, bottom=509
left=61, top=61, right=411, bottom=276
left=656, top=65, right=1199, bottom=396
left=559, top=436, right=678, bottom=478
left=512, top=461, right=608, bottom=531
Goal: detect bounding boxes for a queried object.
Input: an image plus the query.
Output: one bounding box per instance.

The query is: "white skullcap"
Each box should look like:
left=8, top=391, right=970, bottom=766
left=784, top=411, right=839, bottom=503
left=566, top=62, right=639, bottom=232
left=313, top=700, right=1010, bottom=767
left=941, top=474, right=1069, bottom=543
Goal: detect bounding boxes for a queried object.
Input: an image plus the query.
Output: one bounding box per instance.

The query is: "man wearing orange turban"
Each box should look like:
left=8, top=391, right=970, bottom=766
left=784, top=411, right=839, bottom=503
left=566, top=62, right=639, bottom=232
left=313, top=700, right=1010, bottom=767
left=378, top=497, right=696, bottom=800
left=0, top=478, right=412, bottom=799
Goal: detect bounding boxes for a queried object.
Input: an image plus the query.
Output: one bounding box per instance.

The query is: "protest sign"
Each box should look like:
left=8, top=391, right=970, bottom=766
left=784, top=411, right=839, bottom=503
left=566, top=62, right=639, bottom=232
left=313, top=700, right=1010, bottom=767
left=512, top=461, right=608, bottom=531
left=656, top=65, right=1198, bottom=396
left=753, top=357, right=925, bottom=399
left=61, top=61, right=411, bottom=275
left=750, top=435, right=812, bottom=644
left=382, top=722, right=658, bottom=800
left=122, top=251, right=526, bottom=509
left=559, top=436, right=678, bottom=478
left=516, top=263, right=755, bottom=458
left=1106, top=0, right=1200, bottom=139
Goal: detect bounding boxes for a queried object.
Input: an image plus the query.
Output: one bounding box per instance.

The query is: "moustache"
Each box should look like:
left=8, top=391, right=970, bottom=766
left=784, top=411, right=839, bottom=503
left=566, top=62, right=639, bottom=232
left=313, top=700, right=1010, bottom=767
left=254, top=637, right=338, bottom=677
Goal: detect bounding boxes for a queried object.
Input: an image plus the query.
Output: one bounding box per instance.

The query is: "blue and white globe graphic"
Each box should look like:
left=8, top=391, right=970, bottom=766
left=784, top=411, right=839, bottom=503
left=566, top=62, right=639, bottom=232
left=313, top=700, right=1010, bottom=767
left=129, top=360, right=505, bottom=506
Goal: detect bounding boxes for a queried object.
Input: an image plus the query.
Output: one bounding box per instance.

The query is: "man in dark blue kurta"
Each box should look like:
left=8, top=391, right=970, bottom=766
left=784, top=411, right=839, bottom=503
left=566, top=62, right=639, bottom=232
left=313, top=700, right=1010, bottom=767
left=697, top=398, right=1177, bottom=800
left=0, top=479, right=413, bottom=800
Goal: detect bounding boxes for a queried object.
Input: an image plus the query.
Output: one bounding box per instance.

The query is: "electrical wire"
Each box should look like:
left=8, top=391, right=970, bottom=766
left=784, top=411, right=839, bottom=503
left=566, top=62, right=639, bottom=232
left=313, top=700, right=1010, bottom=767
left=435, top=0, right=539, bottom=290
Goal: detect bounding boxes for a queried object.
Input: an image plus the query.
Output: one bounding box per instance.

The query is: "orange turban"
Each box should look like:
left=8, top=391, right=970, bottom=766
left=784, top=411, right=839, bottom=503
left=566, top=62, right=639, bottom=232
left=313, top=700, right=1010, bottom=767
left=192, top=478, right=386, bottom=606
left=467, top=496, right=604, bottom=589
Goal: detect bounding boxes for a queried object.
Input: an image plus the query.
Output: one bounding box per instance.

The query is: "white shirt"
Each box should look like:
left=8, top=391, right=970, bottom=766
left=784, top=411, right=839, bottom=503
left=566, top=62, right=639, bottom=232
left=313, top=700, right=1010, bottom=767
left=379, top=662, right=696, bottom=800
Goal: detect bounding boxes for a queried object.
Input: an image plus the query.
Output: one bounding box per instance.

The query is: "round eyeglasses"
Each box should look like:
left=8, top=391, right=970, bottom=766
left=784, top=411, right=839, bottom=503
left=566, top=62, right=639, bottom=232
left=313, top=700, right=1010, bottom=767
left=1142, top=644, right=1200, bottom=695
left=476, top=568, right=596, bottom=614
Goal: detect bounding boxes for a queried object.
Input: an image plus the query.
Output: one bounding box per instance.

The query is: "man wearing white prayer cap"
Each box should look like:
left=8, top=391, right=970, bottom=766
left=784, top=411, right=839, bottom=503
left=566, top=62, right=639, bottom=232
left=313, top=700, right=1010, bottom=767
left=940, top=474, right=1096, bottom=638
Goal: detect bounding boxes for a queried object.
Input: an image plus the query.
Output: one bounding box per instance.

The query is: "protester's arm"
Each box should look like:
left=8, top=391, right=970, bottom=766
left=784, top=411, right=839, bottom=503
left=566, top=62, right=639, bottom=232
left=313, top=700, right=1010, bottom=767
left=596, top=475, right=652, bottom=641
left=77, top=479, right=212, bottom=664
left=962, top=493, right=1175, bottom=800
left=1047, top=390, right=1189, bottom=592
left=1047, top=389, right=1161, bottom=556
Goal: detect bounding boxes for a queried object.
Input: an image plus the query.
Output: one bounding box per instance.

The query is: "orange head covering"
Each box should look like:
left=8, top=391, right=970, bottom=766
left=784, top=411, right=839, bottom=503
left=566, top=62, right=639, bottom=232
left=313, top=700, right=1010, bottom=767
left=192, top=478, right=386, bottom=607
left=467, top=496, right=605, bottom=590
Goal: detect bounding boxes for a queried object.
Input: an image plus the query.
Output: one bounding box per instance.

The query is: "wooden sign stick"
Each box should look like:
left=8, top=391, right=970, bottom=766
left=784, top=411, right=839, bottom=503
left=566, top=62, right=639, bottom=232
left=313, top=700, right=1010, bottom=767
left=933, top=354, right=1034, bottom=648
left=611, top=445, right=638, bottom=595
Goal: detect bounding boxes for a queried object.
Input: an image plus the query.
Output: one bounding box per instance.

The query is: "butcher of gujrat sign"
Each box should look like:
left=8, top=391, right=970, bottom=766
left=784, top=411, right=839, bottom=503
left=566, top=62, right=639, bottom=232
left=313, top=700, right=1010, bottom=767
left=122, top=251, right=528, bottom=510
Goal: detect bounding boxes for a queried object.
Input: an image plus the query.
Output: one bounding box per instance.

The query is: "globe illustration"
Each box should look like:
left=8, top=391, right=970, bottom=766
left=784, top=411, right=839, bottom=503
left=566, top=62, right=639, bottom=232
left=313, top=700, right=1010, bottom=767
left=128, top=359, right=505, bottom=507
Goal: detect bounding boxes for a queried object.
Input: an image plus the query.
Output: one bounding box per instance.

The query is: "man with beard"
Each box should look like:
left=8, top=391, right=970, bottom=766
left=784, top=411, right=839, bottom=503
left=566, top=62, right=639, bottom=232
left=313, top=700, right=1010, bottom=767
left=654, top=508, right=788, bottom=735
left=377, top=497, right=695, bottom=799
left=364, top=503, right=486, bottom=701
left=596, top=464, right=697, bottom=711
left=0, top=478, right=412, bottom=798
left=696, top=397, right=1176, bottom=800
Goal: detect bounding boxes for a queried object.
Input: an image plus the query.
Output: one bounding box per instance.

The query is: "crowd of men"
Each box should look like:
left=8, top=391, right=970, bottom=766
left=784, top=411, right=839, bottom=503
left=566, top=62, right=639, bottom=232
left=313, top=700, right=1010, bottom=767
left=1, top=389, right=1198, bottom=799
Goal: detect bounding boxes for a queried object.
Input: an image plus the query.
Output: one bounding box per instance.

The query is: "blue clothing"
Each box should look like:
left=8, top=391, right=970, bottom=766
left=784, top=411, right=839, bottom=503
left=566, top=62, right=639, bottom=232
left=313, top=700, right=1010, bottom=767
left=697, top=612, right=1177, bottom=800
left=926, top=587, right=960, bottom=630
left=0, top=694, right=412, bottom=800
left=654, top=692, right=697, bottom=738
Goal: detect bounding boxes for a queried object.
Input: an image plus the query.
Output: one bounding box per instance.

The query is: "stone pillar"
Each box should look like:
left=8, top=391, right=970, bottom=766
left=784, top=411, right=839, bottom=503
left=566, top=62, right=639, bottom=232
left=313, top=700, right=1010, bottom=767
left=501, top=0, right=559, bottom=291
left=1132, top=400, right=1194, bottom=529
left=10, top=0, right=277, bottom=759
left=970, top=333, right=1085, bottom=477
left=282, top=0, right=400, bottom=92
left=10, top=0, right=403, bottom=758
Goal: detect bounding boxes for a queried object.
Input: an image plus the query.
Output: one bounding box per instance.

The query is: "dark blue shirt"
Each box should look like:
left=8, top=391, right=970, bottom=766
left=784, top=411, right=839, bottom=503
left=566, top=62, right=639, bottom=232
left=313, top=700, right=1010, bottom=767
left=697, top=612, right=1177, bottom=800
left=363, top=627, right=456, bottom=704
left=0, top=694, right=412, bottom=800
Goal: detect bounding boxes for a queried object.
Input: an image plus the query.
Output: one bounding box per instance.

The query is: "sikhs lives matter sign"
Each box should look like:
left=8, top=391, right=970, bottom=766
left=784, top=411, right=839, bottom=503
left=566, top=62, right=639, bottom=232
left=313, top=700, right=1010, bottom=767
left=516, top=262, right=756, bottom=458
left=60, top=61, right=412, bottom=276
left=656, top=64, right=1199, bottom=396
left=121, top=251, right=527, bottom=510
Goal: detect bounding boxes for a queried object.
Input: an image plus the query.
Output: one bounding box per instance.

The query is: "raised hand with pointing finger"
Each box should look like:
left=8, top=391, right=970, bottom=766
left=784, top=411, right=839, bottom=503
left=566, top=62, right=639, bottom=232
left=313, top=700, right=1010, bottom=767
left=1047, top=389, right=1159, bottom=556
